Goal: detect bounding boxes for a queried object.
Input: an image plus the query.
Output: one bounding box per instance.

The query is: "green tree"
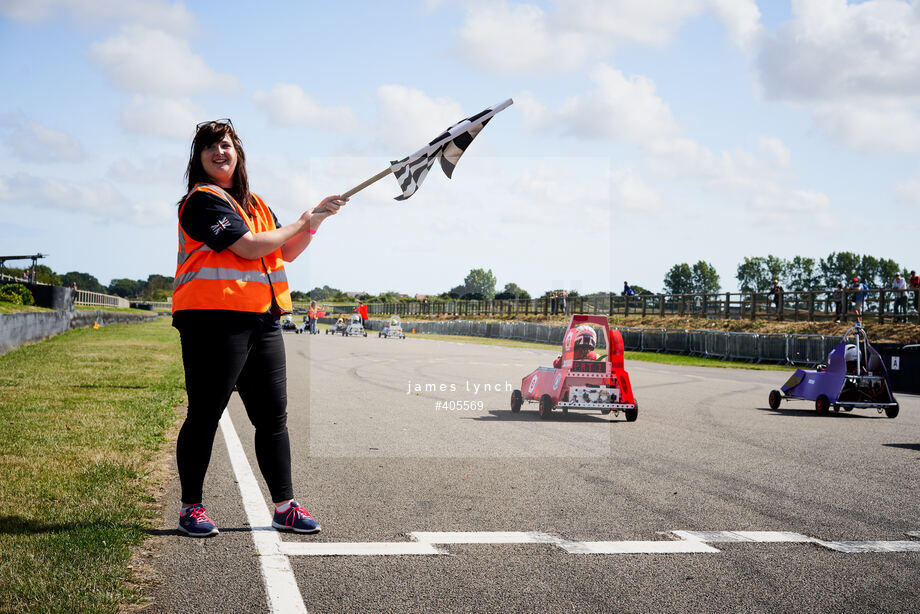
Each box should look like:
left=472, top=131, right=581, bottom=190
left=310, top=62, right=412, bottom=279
left=306, top=285, right=343, bottom=301
left=495, top=282, right=530, bottom=300
left=691, top=261, right=721, bottom=294
left=663, top=263, right=693, bottom=294
left=462, top=268, right=496, bottom=300
left=143, top=274, right=173, bottom=299
left=736, top=256, right=786, bottom=292
left=60, top=271, right=105, bottom=293
left=30, top=264, right=60, bottom=286
left=784, top=256, right=820, bottom=291
left=629, top=284, right=652, bottom=295
left=820, top=252, right=861, bottom=287
left=108, top=278, right=142, bottom=298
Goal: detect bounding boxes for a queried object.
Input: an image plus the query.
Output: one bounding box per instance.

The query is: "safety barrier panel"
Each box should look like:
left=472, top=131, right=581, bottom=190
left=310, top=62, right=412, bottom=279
left=357, top=319, right=844, bottom=366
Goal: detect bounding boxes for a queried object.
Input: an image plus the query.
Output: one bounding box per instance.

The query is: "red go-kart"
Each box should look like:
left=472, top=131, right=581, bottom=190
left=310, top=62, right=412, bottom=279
left=511, top=314, right=638, bottom=421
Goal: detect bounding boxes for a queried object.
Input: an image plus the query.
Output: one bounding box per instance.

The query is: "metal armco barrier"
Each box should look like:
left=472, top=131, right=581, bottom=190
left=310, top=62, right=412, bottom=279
left=359, top=319, right=848, bottom=366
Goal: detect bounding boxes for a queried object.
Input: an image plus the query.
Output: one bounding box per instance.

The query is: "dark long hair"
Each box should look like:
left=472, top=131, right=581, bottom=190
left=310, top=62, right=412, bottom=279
left=180, top=121, right=250, bottom=210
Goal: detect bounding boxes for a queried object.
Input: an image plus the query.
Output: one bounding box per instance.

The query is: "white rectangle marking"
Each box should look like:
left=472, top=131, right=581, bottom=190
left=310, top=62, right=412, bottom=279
left=281, top=542, right=442, bottom=556
left=672, top=530, right=812, bottom=543
left=817, top=540, right=920, bottom=553
left=564, top=540, right=720, bottom=554
left=410, top=531, right=557, bottom=544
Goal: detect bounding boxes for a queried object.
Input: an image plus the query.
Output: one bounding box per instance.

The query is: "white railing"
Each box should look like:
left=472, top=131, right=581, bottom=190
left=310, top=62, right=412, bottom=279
left=75, top=289, right=129, bottom=308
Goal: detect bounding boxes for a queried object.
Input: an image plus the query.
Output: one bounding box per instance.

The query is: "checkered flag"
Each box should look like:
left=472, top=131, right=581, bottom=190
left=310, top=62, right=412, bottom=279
left=388, top=99, right=513, bottom=201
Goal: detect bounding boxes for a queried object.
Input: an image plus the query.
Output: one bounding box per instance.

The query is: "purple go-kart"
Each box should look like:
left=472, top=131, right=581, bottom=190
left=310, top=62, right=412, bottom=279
left=768, top=325, right=899, bottom=418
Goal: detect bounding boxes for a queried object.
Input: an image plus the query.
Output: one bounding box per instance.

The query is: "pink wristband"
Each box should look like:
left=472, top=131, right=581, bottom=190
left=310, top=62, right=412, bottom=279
left=308, top=228, right=317, bottom=235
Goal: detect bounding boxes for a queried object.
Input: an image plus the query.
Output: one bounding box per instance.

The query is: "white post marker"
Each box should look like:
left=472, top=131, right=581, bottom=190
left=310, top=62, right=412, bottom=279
left=220, top=411, right=308, bottom=614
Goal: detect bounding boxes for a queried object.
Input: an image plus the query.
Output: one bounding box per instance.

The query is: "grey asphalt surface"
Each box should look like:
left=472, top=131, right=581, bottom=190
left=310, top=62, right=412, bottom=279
left=146, top=331, right=920, bottom=613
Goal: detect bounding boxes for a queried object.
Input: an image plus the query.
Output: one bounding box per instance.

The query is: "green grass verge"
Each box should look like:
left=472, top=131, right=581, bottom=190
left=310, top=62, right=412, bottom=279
left=410, top=333, right=793, bottom=371
left=0, top=318, right=185, bottom=614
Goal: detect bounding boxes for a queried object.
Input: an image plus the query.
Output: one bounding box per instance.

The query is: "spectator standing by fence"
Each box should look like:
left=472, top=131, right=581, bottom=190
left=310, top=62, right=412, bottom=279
left=550, top=292, right=557, bottom=315
left=850, top=277, right=868, bottom=324
left=622, top=282, right=636, bottom=297
left=892, top=273, right=908, bottom=322
left=769, top=279, right=784, bottom=319
left=560, top=290, right=568, bottom=315
left=910, top=270, right=920, bottom=313
left=831, top=283, right=844, bottom=323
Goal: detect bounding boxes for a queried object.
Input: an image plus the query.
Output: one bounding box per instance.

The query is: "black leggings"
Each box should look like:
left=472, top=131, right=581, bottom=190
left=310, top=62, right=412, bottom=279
left=176, top=324, right=293, bottom=504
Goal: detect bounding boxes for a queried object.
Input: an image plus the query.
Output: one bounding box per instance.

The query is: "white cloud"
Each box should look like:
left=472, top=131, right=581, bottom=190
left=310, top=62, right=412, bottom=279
left=756, top=0, right=920, bottom=152
left=252, top=84, right=357, bottom=130
left=118, top=95, right=207, bottom=140
left=89, top=25, right=238, bottom=96
left=2, top=117, right=86, bottom=163
left=0, top=171, right=176, bottom=226
left=895, top=170, right=920, bottom=204
left=0, top=0, right=194, bottom=31
left=457, top=1, right=603, bottom=73
left=811, top=102, right=920, bottom=153
left=521, top=64, right=678, bottom=144
left=375, top=85, right=465, bottom=151
left=559, top=0, right=761, bottom=49
left=758, top=0, right=920, bottom=102
left=0, top=172, right=125, bottom=216
left=456, top=0, right=761, bottom=74
left=610, top=168, right=666, bottom=212
left=107, top=153, right=186, bottom=186
left=749, top=188, right=834, bottom=228
left=758, top=136, right=791, bottom=168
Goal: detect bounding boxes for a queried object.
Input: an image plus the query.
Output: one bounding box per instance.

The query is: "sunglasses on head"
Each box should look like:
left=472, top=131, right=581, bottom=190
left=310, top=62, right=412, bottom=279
left=196, top=118, right=233, bottom=131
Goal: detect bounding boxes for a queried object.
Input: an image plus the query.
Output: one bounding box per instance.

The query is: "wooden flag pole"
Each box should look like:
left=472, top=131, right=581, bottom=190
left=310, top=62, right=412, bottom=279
left=342, top=167, right=393, bottom=199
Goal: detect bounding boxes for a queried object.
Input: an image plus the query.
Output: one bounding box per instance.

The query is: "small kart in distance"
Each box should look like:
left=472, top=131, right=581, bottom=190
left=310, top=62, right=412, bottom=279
left=511, top=314, right=638, bottom=421
left=344, top=313, right=368, bottom=337
left=768, top=324, right=899, bottom=417
left=281, top=314, right=298, bottom=332
left=326, top=318, right=347, bottom=335
left=379, top=315, right=406, bottom=339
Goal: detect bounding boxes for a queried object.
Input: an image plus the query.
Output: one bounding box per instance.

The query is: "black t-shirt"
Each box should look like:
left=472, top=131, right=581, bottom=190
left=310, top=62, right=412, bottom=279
left=172, top=190, right=283, bottom=332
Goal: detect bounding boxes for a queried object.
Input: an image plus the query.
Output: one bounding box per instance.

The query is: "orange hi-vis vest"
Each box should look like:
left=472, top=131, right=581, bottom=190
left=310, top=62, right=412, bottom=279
left=308, top=305, right=318, bottom=318
left=173, top=184, right=292, bottom=315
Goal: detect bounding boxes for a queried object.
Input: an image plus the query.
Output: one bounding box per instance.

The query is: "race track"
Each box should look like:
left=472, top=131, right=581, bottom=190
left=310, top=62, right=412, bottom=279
left=148, top=332, right=920, bottom=613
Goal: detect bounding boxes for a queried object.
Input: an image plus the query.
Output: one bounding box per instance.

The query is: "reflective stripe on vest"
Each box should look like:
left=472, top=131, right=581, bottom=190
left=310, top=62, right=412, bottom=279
left=172, top=184, right=293, bottom=314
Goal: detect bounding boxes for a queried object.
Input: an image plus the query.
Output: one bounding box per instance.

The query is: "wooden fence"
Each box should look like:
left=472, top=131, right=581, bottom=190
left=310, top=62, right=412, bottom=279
left=362, top=289, right=919, bottom=324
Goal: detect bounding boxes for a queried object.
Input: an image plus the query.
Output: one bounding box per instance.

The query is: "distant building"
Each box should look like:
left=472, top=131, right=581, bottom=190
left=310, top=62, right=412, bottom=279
left=344, top=291, right=367, bottom=298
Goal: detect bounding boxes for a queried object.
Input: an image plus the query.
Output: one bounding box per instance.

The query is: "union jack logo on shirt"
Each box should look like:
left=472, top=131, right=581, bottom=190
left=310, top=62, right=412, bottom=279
left=210, top=217, right=231, bottom=235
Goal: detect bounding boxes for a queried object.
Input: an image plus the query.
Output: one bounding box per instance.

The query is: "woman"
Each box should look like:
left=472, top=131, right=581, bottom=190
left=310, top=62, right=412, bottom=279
left=172, top=118, right=346, bottom=537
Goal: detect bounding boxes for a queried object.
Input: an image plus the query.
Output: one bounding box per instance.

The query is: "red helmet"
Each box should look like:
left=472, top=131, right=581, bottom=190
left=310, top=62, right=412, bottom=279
left=573, top=325, right=597, bottom=350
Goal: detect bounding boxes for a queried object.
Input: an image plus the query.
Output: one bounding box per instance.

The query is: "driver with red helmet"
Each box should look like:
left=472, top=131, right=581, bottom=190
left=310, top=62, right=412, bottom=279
left=553, top=324, right=600, bottom=368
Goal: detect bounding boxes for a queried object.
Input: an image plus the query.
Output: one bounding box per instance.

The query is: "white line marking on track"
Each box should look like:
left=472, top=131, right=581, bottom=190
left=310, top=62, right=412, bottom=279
left=672, top=530, right=813, bottom=543
left=271, top=530, right=920, bottom=557
left=410, top=531, right=559, bottom=544
left=281, top=542, right=442, bottom=556
left=220, top=412, right=308, bottom=614
left=813, top=540, right=920, bottom=553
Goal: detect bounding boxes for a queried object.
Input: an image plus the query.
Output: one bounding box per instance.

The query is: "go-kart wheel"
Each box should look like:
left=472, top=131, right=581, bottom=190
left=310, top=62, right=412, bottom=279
left=601, top=409, right=611, bottom=415
left=815, top=394, right=830, bottom=415
left=768, top=390, right=782, bottom=410
left=364, top=332, right=367, bottom=337
left=510, top=390, right=523, bottom=413
left=885, top=403, right=899, bottom=418
left=538, top=394, right=553, bottom=419
left=624, top=405, right=638, bottom=422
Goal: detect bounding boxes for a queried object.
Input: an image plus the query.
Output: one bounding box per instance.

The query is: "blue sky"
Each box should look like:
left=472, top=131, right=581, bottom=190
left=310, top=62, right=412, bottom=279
left=1, top=0, right=918, bottom=296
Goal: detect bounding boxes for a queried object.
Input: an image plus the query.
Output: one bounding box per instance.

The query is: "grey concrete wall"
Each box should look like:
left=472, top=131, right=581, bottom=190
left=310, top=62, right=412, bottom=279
left=0, top=310, right=159, bottom=355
